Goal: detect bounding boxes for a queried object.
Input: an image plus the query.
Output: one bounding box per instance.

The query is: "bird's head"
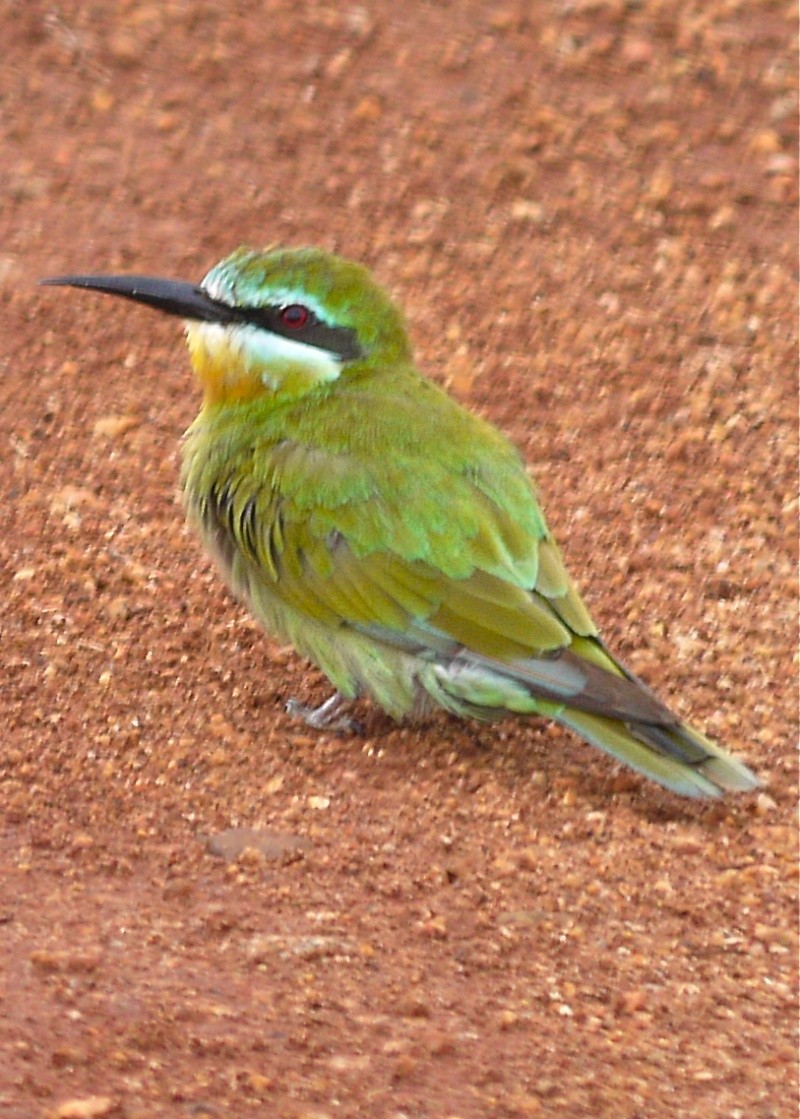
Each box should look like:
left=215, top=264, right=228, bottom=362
left=43, top=247, right=413, bottom=406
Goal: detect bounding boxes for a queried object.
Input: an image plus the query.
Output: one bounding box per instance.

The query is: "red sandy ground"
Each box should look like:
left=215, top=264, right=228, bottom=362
left=1, top=2, right=797, bottom=1117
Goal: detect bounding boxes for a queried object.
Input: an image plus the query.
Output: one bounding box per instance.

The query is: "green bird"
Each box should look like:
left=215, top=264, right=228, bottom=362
left=43, top=247, right=759, bottom=798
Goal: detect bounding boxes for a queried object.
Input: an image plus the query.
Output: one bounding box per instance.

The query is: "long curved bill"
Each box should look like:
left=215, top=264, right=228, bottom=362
left=40, top=273, right=240, bottom=325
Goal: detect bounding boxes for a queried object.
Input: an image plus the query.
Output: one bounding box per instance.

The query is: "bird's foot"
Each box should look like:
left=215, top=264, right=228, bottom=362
left=285, top=692, right=363, bottom=735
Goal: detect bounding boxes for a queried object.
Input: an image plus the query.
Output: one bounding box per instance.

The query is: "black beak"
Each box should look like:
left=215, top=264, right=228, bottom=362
left=40, top=273, right=241, bottom=325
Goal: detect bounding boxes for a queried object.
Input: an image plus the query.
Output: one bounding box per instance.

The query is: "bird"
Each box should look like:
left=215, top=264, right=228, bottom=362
left=42, top=246, right=759, bottom=798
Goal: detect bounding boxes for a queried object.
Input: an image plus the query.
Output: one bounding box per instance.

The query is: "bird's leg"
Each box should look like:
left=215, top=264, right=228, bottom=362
left=285, top=692, right=363, bottom=735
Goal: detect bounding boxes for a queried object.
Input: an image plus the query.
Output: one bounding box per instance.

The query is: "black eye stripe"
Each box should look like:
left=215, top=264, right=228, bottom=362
left=230, top=303, right=364, bottom=362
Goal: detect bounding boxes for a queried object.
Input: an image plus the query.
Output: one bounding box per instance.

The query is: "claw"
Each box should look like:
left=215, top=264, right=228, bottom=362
left=285, top=693, right=363, bottom=735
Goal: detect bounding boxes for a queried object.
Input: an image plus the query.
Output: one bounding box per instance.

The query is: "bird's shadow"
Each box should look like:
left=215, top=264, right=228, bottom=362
left=274, top=687, right=753, bottom=828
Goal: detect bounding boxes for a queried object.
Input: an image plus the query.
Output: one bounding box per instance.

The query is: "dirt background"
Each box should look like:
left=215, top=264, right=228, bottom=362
left=1, top=2, right=797, bottom=1117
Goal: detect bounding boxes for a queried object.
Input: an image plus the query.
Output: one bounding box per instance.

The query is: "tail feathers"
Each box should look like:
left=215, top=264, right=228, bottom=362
left=557, top=708, right=760, bottom=798
left=430, top=653, right=760, bottom=798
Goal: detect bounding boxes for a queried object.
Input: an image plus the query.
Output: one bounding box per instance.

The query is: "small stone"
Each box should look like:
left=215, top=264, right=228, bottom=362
left=156, top=111, right=180, bottom=133
left=206, top=828, right=312, bottom=862
left=754, top=792, right=777, bottom=816
left=30, top=949, right=103, bottom=974
left=325, top=48, right=352, bottom=80
left=108, top=30, right=143, bottom=66
left=247, top=934, right=354, bottom=962
left=328, top=1053, right=371, bottom=1074
left=105, top=598, right=130, bottom=622
left=0, top=253, right=20, bottom=289
left=237, top=846, right=267, bottom=867
left=753, top=923, right=794, bottom=948
left=91, top=89, right=115, bottom=113
left=93, top=414, right=139, bottom=438
left=769, top=93, right=797, bottom=122
left=390, top=1053, right=418, bottom=1079
left=516, top=848, right=538, bottom=871
left=622, top=38, right=654, bottom=67
left=445, top=347, right=476, bottom=395
left=616, top=988, right=648, bottom=1014
left=49, top=486, right=100, bottom=515
left=51, top=1045, right=88, bottom=1068
left=52, top=1097, right=115, bottom=1118
left=245, top=1072, right=272, bottom=1093
left=748, top=128, right=781, bottom=154
left=709, top=205, right=736, bottom=230
left=510, top=199, right=546, bottom=223
left=352, top=95, right=383, bottom=122
left=397, top=993, right=432, bottom=1018
left=427, top=1030, right=457, bottom=1057
left=647, top=165, right=674, bottom=204
left=764, top=153, right=795, bottom=175
left=418, top=914, right=448, bottom=938
left=506, top=1091, right=542, bottom=1114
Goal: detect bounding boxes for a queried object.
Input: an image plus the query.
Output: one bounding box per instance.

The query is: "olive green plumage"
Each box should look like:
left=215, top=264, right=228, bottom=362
left=44, top=247, right=760, bottom=798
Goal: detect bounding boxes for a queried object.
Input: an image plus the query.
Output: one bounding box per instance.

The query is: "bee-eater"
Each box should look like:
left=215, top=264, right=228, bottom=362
left=43, top=247, right=759, bottom=798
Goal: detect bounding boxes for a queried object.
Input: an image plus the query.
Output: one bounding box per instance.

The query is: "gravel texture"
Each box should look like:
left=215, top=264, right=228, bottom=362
left=1, top=2, right=797, bottom=1117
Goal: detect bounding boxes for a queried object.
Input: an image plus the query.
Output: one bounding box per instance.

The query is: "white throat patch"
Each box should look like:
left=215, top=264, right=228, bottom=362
left=188, top=321, right=343, bottom=390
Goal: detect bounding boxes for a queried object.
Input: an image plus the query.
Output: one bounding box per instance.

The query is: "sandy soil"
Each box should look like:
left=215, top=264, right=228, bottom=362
left=1, top=2, right=797, bottom=1117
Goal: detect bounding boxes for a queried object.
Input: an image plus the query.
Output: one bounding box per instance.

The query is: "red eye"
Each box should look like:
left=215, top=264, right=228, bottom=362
left=279, top=304, right=310, bottom=329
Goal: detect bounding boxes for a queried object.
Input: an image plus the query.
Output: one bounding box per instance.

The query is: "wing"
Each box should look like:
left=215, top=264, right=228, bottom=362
left=185, top=372, right=680, bottom=724
left=195, top=400, right=597, bottom=656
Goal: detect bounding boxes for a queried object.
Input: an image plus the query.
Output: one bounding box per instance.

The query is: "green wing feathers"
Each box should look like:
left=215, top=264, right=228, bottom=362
left=182, top=375, right=759, bottom=798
